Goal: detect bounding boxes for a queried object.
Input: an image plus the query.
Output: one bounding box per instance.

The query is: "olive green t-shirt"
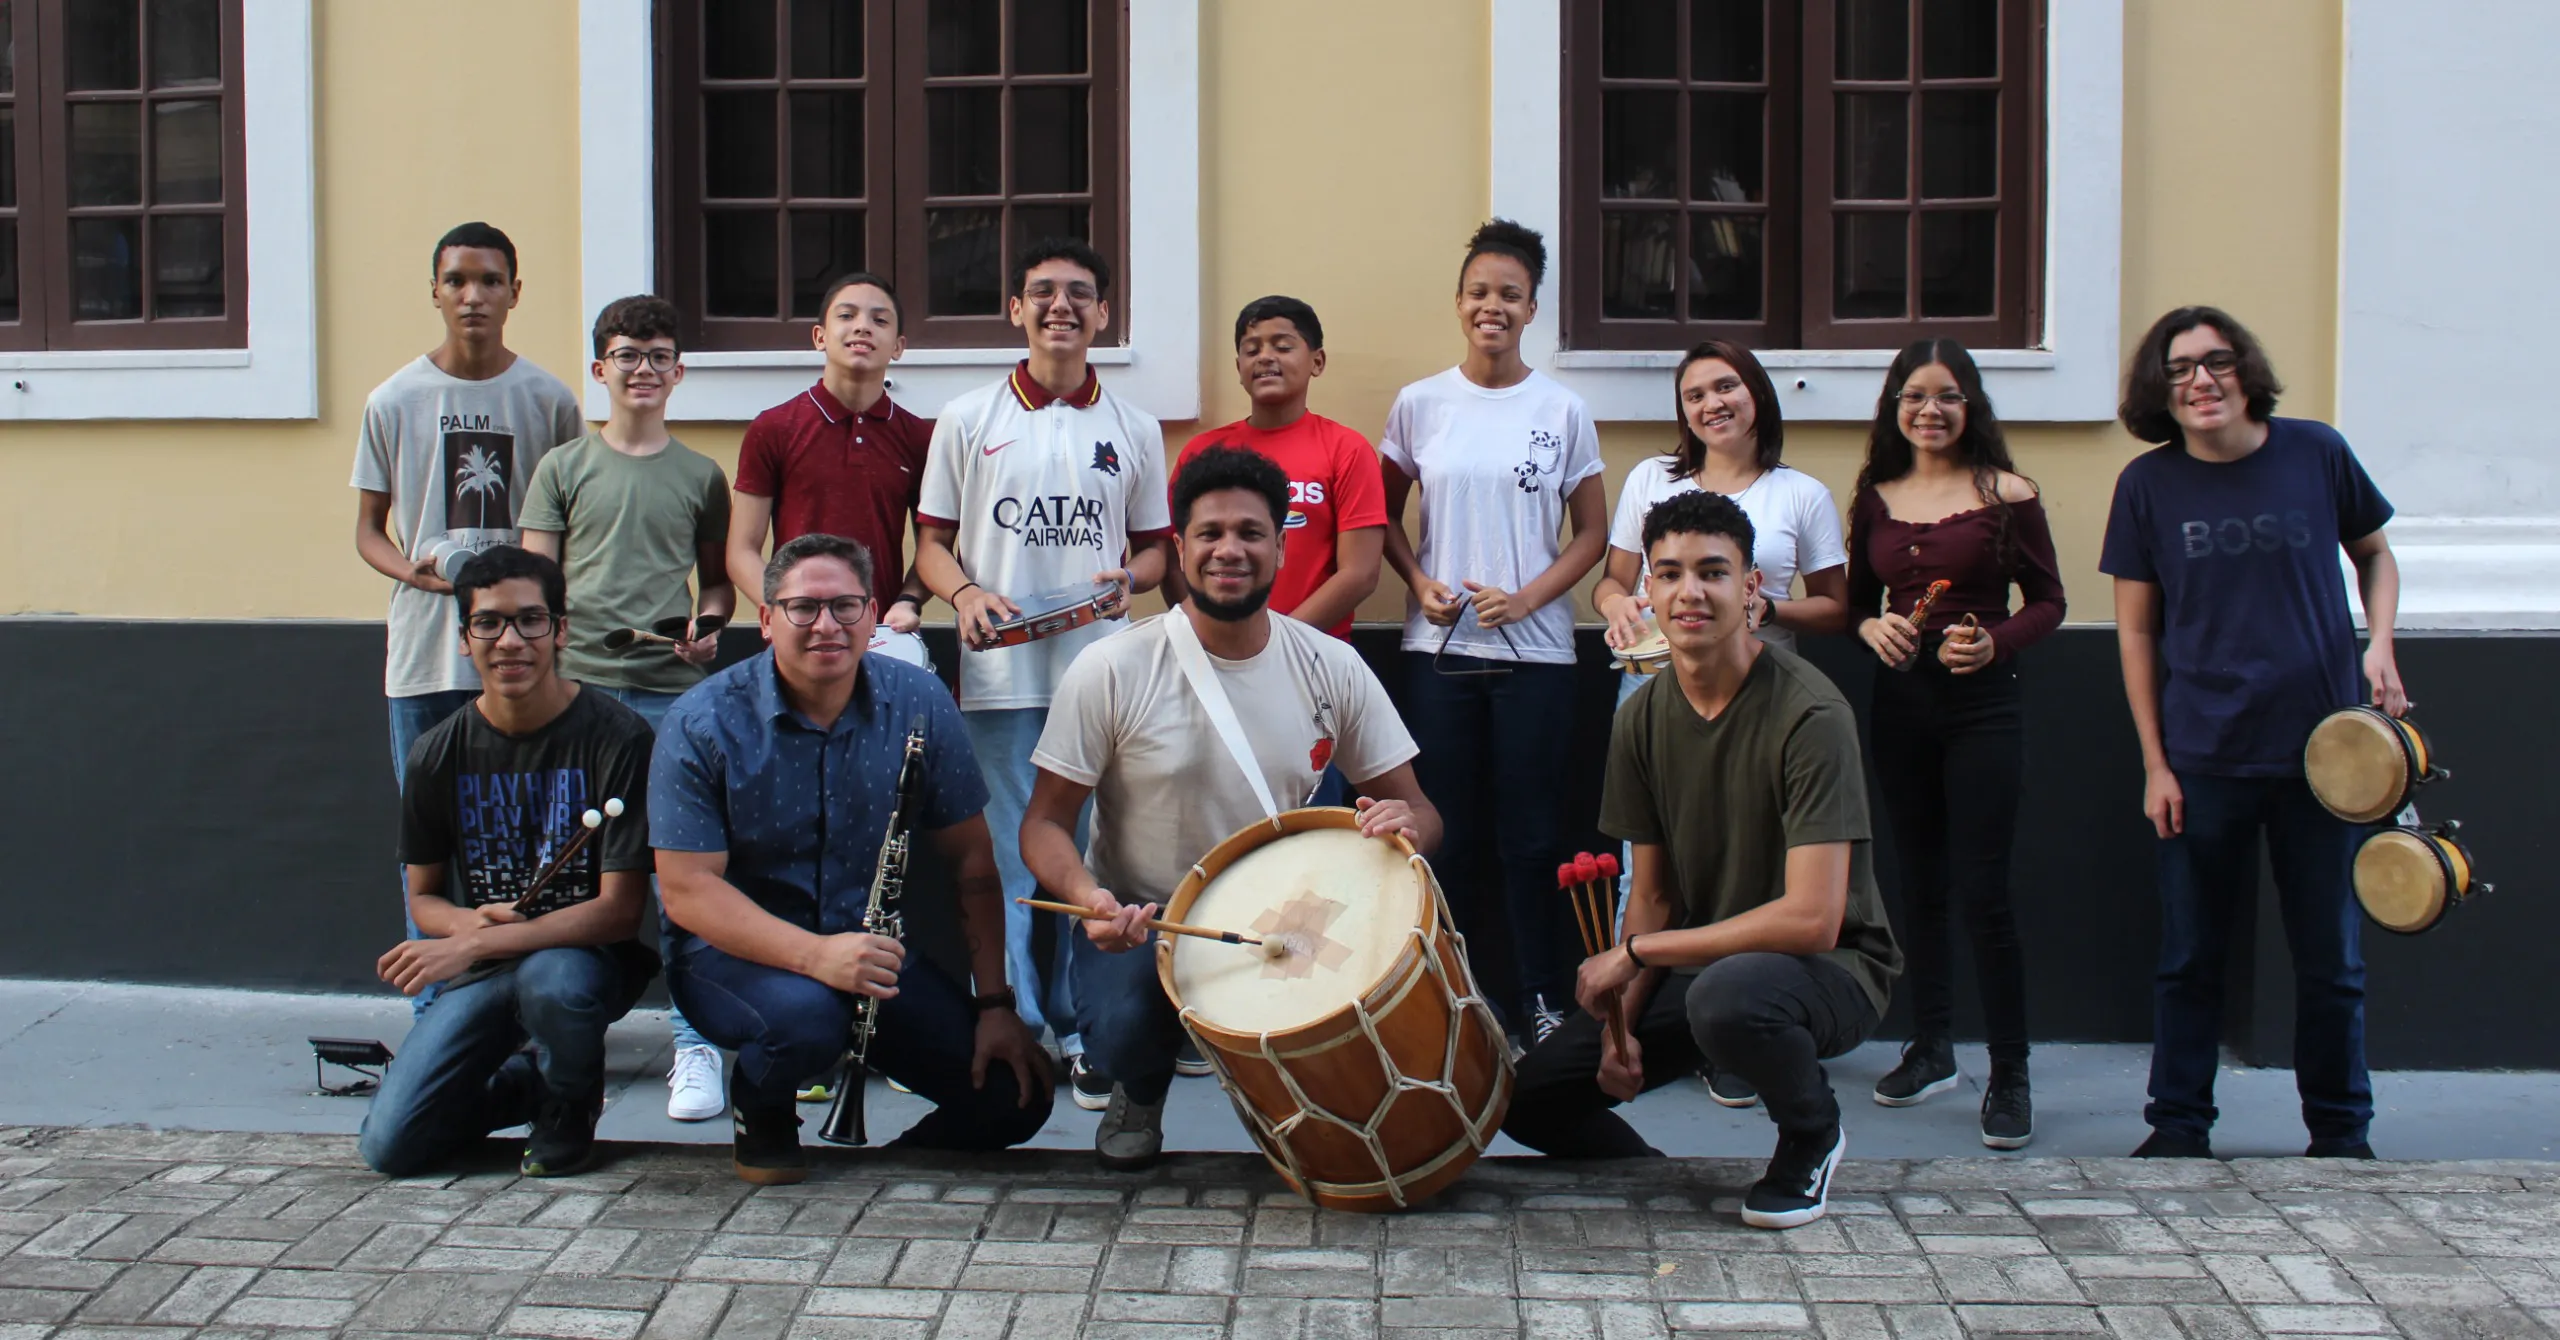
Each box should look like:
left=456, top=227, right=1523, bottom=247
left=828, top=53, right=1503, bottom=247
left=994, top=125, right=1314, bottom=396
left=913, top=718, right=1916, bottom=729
left=1599, top=643, right=1902, bottom=1014
left=520, top=433, right=730, bottom=694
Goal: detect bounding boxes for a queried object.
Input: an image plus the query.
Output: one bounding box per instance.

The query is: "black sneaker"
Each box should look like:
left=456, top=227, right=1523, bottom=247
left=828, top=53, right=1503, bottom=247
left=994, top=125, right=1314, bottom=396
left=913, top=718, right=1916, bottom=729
left=2307, top=1137, right=2376, bottom=1159
left=1980, top=1060, right=2033, bottom=1150
left=1701, top=1063, right=1760, bottom=1109
left=1873, top=1036, right=1959, bottom=1107
left=731, top=1102, right=808, bottom=1186
left=520, top=1092, right=601, bottom=1177
left=1174, top=1036, right=1214, bottom=1078
left=1070, top=1053, right=1113, bottom=1112
left=2131, top=1128, right=2215, bottom=1159
left=1741, top=1123, right=1846, bottom=1230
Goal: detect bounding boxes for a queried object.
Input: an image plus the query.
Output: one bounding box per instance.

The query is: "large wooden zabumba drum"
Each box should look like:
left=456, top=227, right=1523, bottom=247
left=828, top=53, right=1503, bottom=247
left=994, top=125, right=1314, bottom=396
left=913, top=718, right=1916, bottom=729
left=1157, top=808, right=1512, bottom=1212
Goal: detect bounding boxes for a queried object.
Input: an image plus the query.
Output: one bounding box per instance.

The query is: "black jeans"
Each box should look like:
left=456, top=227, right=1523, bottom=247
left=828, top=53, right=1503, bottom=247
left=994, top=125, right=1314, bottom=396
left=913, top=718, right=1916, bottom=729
left=1868, top=653, right=2029, bottom=1062
left=1502, top=953, right=1879, bottom=1157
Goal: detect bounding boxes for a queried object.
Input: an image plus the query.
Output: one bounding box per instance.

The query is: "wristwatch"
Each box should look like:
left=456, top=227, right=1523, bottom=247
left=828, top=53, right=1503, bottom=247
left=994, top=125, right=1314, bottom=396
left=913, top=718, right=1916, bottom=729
left=968, top=988, right=1018, bottom=1015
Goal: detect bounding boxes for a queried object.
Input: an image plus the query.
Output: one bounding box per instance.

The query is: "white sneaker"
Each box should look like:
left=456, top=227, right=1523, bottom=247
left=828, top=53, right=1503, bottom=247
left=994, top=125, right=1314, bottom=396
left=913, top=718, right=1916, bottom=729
left=667, top=1044, right=726, bottom=1122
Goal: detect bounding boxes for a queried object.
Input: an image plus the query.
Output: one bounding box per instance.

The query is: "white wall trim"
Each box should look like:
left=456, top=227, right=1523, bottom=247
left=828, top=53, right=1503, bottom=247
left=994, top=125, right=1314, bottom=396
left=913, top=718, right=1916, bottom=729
left=1489, top=0, right=2122, bottom=423
left=577, top=0, right=1200, bottom=424
left=0, top=1, right=317, bottom=422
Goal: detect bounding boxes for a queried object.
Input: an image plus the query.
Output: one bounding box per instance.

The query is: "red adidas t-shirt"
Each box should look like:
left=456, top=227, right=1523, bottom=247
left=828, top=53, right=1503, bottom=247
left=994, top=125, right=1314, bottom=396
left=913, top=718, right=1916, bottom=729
left=1176, top=413, right=1388, bottom=638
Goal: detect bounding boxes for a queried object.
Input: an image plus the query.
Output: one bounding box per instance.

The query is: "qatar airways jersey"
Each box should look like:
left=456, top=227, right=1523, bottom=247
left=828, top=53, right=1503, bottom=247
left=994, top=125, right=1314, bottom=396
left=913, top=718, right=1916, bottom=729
left=918, top=362, right=1173, bottom=711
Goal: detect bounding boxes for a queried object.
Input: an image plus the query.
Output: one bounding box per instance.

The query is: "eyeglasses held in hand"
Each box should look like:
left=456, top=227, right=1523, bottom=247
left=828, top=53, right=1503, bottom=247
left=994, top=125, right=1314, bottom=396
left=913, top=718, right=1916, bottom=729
left=605, top=348, right=680, bottom=372
left=465, top=610, right=561, bottom=641
left=1896, top=390, right=1966, bottom=410
left=778, top=595, right=873, bottom=627
left=2163, top=350, right=2240, bottom=381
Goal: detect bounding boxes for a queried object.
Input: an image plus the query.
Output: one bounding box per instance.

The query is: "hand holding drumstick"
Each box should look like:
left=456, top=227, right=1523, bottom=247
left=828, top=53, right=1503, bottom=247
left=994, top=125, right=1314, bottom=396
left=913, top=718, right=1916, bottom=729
left=1558, top=854, right=1638, bottom=1096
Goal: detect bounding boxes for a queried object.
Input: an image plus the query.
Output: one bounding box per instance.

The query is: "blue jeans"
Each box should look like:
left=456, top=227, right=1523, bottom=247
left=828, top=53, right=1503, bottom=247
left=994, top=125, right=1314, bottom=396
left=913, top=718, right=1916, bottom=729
left=965, top=706, right=1089, bottom=1051
left=1071, top=931, right=1185, bottom=1106
left=1402, top=653, right=1579, bottom=1023
left=358, top=945, right=644, bottom=1176
left=593, top=685, right=711, bottom=1054
left=2147, top=771, right=2372, bottom=1146
left=389, top=690, right=479, bottom=1013
left=668, top=942, right=1052, bottom=1150
left=1612, top=670, right=1644, bottom=929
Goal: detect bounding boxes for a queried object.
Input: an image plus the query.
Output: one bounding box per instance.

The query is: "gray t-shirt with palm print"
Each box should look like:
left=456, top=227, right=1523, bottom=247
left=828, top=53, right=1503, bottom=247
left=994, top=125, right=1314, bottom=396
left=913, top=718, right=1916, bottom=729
left=352, top=354, right=585, bottom=697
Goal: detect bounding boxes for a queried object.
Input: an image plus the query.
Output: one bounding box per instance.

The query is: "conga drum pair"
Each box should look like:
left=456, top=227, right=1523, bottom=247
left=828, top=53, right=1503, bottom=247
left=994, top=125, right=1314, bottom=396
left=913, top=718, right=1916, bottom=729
left=1158, top=808, right=1512, bottom=1212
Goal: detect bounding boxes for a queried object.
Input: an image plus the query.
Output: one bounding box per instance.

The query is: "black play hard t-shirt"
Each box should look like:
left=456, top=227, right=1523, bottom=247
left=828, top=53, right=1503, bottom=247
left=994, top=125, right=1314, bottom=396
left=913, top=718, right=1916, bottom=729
left=399, top=687, right=655, bottom=918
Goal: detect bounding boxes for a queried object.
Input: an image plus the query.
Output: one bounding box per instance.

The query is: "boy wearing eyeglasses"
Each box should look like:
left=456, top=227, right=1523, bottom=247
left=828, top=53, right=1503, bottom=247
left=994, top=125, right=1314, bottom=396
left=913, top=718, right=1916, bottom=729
left=362, top=546, right=657, bottom=1180
left=520, top=294, right=736, bottom=1123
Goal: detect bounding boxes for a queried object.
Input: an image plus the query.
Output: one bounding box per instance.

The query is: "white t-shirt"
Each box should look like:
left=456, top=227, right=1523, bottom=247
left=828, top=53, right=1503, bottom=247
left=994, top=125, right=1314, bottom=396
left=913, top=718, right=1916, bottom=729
left=1378, top=368, right=1606, bottom=665
left=918, top=367, right=1173, bottom=712
left=1606, top=459, right=1847, bottom=654
left=1032, top=610, right=1420, bottom=906
left=350, top=355, right=585, bottom=697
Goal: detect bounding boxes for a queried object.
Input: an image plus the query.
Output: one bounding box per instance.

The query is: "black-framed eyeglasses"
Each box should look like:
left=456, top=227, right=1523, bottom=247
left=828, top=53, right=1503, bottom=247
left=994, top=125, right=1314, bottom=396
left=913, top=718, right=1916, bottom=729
left=1431, top=595, right=1524, bottom=676
left=605, top=348, right=680, bottom=372
left=2163, top=350, right=2241, bottom=381
left=1022, top=280, right=1100, bottom=307
left=777, top=595, right=872, bottom=627
left=465, top=610, right=561, bottom=641
left=1896, top=390, right=1966, bottom=410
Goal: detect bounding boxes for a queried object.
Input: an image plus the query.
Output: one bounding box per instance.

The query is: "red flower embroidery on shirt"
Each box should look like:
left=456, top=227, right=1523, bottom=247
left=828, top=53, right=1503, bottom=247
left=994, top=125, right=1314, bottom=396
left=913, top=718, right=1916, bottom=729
left=1308, top=737, right=1334, bottom=773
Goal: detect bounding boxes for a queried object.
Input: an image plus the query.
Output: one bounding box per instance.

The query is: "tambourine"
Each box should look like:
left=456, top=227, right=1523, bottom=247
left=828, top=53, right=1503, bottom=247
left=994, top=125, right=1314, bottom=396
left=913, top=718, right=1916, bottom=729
left=973, top=580, right=1126, bottom=650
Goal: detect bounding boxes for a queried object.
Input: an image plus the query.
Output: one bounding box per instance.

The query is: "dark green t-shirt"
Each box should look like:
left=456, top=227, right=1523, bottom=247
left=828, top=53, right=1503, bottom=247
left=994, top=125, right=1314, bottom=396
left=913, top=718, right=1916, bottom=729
left=1599, top=644, right=1902, bottom=1014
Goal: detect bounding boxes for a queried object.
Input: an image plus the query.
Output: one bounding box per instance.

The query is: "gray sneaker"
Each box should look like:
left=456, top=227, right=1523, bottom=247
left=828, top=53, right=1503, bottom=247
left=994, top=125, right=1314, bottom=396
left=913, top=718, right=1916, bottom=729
left=1095, top=1085, right=1166, bottom=1171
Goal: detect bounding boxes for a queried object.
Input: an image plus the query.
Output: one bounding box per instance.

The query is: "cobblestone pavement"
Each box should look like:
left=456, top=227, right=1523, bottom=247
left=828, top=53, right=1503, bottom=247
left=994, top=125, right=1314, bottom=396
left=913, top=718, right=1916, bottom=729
left=3, top=1128, right=2558, bottom=1339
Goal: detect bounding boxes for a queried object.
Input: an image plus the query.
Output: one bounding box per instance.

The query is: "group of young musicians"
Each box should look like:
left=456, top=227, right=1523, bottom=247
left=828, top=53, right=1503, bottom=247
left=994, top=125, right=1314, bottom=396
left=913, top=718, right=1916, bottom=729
left=349, top=217, right=2406, bottom=1229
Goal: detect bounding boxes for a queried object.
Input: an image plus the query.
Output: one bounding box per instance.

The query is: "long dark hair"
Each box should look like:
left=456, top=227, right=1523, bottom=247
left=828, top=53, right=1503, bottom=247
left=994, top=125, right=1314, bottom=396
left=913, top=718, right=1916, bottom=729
left=1857, top=338, right=2029, bottom=564
left=2118, top=305, right=2284, bottom=445
left=1665, top=339, right=1784, bottom=480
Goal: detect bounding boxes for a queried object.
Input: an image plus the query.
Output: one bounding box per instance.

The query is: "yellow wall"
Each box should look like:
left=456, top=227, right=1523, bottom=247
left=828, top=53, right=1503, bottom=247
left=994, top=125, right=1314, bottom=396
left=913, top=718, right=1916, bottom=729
left=0, top=0, right=2345, bottom=625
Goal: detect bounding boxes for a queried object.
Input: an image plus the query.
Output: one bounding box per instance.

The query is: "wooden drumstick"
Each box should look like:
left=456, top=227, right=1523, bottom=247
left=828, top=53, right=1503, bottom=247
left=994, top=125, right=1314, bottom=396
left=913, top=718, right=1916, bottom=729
left=602, top=627, right=678, bottom=650
left=1557, top=862, right=1597, bottom=955
left=1014, top=897, right=1271, bottom=950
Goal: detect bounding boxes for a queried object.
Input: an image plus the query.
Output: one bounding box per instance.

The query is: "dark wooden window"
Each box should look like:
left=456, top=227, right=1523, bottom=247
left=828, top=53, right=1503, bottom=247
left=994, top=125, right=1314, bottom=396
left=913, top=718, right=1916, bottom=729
left=1566, top=0, right=2037, bottom=352
left=0, top=0, right=247, bottom=352
left=662, top=0, right=1124, bottom=352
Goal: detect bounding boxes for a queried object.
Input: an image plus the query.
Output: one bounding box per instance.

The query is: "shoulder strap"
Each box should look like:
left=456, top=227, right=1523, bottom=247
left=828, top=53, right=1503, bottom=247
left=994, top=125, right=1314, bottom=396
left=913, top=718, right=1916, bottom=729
left=1161, top=610, right=1281, bottom=825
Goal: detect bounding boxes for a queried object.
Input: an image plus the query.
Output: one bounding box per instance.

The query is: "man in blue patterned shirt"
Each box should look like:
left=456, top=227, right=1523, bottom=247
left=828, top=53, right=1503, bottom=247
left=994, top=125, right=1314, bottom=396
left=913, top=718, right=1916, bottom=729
left=653, top=533, right=1052, bottom=1184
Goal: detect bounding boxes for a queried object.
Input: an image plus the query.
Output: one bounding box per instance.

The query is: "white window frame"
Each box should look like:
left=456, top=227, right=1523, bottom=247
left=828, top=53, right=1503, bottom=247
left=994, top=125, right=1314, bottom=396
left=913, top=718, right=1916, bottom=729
left=579, top=0, right=1200, bottom=423
left=0, top=0, right=317, bottom=422
left=1490, top=0, right=2121, bottom=423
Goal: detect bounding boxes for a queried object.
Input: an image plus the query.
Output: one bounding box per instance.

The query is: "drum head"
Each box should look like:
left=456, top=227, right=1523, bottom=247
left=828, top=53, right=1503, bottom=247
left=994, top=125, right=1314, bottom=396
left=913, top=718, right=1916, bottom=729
left=866, top=628, right=932, bottom=669
left=2354, top=828, right=2450, bottom=934
left=2305, top=708, right=2412, bottom=823
left=1171, top=826, right=1423, bottom=1035
left=1616, top=628, right=1671, bottom=673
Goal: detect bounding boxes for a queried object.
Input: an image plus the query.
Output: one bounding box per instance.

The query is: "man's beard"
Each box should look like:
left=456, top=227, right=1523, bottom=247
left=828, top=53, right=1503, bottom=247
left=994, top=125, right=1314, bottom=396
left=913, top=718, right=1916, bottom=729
left=1191, top=576, right=1275, bottom=623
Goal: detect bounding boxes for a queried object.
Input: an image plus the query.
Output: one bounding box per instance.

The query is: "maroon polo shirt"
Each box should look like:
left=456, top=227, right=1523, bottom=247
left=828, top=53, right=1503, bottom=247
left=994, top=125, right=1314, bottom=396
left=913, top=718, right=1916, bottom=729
left=735, top=381, right=932, bottom=608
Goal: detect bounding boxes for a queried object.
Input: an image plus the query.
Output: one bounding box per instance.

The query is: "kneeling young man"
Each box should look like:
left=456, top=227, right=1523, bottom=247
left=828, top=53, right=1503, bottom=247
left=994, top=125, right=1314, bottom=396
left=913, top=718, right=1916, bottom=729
left=654, top=534, right=1052, bottom=1185
left=361, top=545, right=657, bottom=1179
left=1502, top=491, right=1902, bottom=1230
left=1021, top=446, right=1441, bottom=1170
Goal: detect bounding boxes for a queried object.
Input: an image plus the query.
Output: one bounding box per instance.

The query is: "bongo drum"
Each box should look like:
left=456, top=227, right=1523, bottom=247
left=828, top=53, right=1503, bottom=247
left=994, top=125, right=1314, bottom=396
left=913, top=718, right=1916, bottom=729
left=1157, top=808, right=1512, bottom=1212
left=1612, top=621, right=1672, bottom=676
left=975, top=581, right=1126, bottom=649
left=2305, top=707, right=2445, bottom=824
left=2353, top=821, right=2490, bottom=935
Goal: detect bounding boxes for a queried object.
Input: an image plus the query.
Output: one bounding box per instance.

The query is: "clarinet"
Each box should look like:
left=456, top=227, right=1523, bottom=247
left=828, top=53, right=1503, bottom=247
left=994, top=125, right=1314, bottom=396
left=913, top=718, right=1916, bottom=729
left=820, top=715, right=930, bottom=1146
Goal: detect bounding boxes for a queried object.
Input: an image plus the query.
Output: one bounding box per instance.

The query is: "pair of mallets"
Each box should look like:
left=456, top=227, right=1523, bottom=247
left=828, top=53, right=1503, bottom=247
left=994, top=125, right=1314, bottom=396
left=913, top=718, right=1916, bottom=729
left=1558, top=851, right=1631, bottom=1052
left=601, top=613, right=727, bottom=651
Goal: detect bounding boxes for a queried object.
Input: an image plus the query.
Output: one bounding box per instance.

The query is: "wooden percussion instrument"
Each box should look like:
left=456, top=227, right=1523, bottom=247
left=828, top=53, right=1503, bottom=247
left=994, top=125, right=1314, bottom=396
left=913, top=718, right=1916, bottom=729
left=2353, top=821, right=2489, bottom=935
left=1611, top=620, right=1672, bottom=675
left=1157, top=808, right=1512, bottom=1212
left=2305, top=706, right=2444, bottom=824
left=974, top=581, right=1126, bottom=649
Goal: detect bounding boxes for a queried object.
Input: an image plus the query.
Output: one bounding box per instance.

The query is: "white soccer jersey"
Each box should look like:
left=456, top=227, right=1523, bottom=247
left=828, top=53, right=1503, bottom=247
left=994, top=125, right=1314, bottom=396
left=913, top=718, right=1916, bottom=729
left=919, top=362, right=1173, bottom=711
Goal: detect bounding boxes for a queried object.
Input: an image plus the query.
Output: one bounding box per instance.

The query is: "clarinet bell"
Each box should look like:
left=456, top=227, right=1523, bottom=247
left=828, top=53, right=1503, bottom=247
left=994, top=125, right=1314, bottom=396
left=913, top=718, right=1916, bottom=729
left=818, top=1060, right=868, bottom=1146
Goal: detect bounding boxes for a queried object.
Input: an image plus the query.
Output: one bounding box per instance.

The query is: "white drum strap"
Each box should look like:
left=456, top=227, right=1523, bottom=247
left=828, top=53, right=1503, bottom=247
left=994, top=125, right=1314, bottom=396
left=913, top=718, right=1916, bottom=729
left=1163, top=609, right=1282, bottom=826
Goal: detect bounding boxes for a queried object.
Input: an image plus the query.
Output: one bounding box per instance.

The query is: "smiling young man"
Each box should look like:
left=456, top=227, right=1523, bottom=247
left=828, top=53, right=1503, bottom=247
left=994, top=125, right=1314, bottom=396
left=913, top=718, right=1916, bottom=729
left=1020, top=446, right=1439, bottom=1170
left=520, top=294, right=735, bottom=1124
left=1501, top=490, right=1901, bottom=1231
left=912, top=238, right=1174, bottom=1108
left=359, top=546, right=657, bottom=1180
left=2103, top=306, right=2406, bottom=1161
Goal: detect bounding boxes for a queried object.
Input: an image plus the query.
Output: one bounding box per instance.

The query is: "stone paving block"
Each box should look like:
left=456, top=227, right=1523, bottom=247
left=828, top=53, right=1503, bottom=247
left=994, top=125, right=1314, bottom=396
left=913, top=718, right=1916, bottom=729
left=1167, top=1244, right=1243, bottom=1293
left=1878, top=1303, right=1963, bottom=1340
left=68, top=1261, right=192, bottom=1323
left=1721, top=1255, right=1801, bottom=1302
left=678, top=1257, right=824, bottom=1286
left=2163, top=1303, right=2265, bottom=1340
left=16, top=1211, right=125, bottom=1258
left=887, top=1239, right=970, bottom=1289
left=817, top=1239, right=899, bottom=1288
left=1790, top=1254, right=1931, bottom=1279
left=521, top=1277, right=669, bottom=1311
left=2248, top=1303, right=2398, bottom=1333
left=2388, top=1305, right=2556, bottom=1340
left=217, top=1293, right=365, bottom=1328
left=1382, top=1246, right=1515, bottom=1298
left=2474, top=1260, right=2560, bottom=1309
left=800, top=1287, right=945, bottom=1319
left=2074, top=1278, right=2232, bottom=1306
left=610, top=1230, right=710, bottom=1279
left=1096, top=1244, right=1172, bottom=1293
left=76, top=1214, right=195, bottom=1260
left=2093, top=1305, right=2185, bottom=1340
left=551, top=1227, right=643, bottom=1276
left=1661, top=1300, right=1812, bottom=1330
left=1950, top=1302, right=2104, bottom=1333
left=980, top=1202, right=1053, bottom=1242
left=413, top=1245, right=557, bottom=1272
left=498, top=1303, right=651, bottom=1338
left=1091, top=1291, right=1229, bottom=1324
left=1230, top=1296, right=1379, bottom=1340
left=1912, top=1234, right=2050, bottom=1257
left=141, top=1265, right=258, bottom=1325
left=707, top=1284, right=805, bottom=1340
left=341, top=1223, right=447, bottom=1272
left=0, top=1286, right=84, bottom=1322
left=1797, top=1274, right=1941, bottom=1304
left=346, top=1270, right=532, bottom=1332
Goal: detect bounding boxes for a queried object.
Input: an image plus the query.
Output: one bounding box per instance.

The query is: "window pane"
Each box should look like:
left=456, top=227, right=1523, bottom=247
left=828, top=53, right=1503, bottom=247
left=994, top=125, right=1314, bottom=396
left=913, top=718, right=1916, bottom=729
left=70, top=0, right=141, bottom=89
left=928, top=87, right=1001, bottom=196
left=1015, top=0, right=1087, bottom=75
left=2, top=0, right=13, bottom=94
left=1689, top=212, right=1762, bottom=320
left=149, top=0, right=221, bottom=87
left=1601, top=90, right=1678, bottom=199
left=928, top=0, right=1000, bottom=76
left=0, top=106, right=12, bottom=207
left=1834, top=93, right=1907, bottom=200
left=1691, top=0, right=1763, bottom=82
left=704, top=91, right=777, bottom=198
left=928, top=206, right=1001, bottom=315
left=704, top=0, right=776, bottom=80
left=788, top=91, right=862, bottom=198
left=152, top=98, right=222, bottom=203
left=788, top=0, right=861, bottom=78
left=1599, top=210, right=1675, bottom=318
left=1920, top=209, right=1995, bottom=316
left=1920, top=90, right=1996, bottom=198
left=1922, top=0, right=1999, bottom=79
left=1691, top=92, right=1762, bottom=202
left=0, top=219, right=16, bottom=321
left=70, top=101, right=144, bottom=206
left=705, top=211, right=779, bottom=316
left=789, top=209, right=862, bottom=317
left=1012, top=203, right=1088, bottom=253
left=1012, top=86, right=1087, bottom=195
left=1600, top=0, right=1675, bottom=79
left=1836, top=0, right=1908, bottom=80
left=1833, top=212, right=1906, bottom=319
left=73, top=216, right=143, bottom=319
left=152, top=212, right=222, bottom=316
